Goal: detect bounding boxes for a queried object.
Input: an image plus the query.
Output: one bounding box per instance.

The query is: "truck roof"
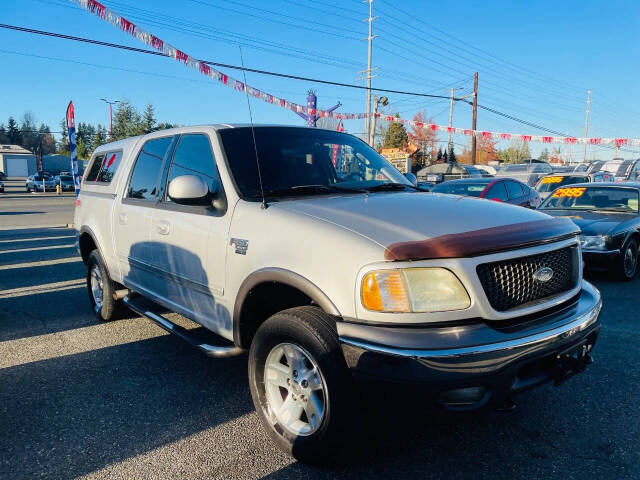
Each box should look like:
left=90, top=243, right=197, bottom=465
left=91, top=124, right=339, bottom=155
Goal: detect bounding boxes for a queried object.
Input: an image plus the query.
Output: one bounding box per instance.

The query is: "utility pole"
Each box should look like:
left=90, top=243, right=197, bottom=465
left=448, top=88, right=455, bottom=150
left=471, top=72, right=478, bottom=164
left=582, top=90, right=591, bottom=162
left=363, top=0, right=377, bottom=144
left=369, top=95, right=388, bottom=147
left=100, top=98, right=119, bottom=140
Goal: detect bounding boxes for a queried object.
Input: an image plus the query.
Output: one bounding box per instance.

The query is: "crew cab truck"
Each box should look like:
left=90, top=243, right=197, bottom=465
left=75, top=125, right=602, bottom=461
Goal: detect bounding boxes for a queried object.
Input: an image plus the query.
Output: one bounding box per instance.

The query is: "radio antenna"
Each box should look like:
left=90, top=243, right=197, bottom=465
left=239, top=46, right=267, bottom=209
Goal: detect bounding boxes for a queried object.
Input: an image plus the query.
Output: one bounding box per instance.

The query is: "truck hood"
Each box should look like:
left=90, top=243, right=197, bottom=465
left=274, top=192, right=577, bottom=260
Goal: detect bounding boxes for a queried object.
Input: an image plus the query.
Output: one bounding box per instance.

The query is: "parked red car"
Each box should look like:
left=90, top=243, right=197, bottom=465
left=432, top=177, right=541, bottom=208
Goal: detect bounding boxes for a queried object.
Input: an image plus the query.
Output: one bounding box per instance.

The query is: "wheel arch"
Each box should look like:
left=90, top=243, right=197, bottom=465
left=78, top=226, right=115, bottom=280
left=233, top=268, right=341, bottom=348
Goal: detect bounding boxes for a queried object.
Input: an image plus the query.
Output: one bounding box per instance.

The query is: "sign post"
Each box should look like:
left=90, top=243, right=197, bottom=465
left=66, top=101, right=80, bottom=198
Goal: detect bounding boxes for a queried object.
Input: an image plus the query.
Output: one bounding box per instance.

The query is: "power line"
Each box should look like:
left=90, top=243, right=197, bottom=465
left=0, top=23, right=454, bottom=100
left=1, top=23, right=631, bottom=149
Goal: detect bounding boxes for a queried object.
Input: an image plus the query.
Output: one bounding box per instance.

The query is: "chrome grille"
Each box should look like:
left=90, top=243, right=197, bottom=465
left=476, top=246, right=579, bottom=312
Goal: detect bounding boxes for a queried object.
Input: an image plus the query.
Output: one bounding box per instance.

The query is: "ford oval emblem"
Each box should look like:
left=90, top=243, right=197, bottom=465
left=533, top=267, right=554, bottom=283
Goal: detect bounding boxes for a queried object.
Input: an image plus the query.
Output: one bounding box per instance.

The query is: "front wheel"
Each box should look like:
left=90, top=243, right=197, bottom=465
left=617, top=237, right=639, bottom=281
left=248, top=306, right=353, bottom=462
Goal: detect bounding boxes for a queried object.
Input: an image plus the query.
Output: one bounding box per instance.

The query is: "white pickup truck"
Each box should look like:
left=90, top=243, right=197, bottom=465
left=75, top=125, right=601, bottom=461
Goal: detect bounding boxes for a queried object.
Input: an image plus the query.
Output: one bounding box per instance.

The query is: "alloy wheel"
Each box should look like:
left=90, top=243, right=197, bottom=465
left=90, top=264, right=104, bottom=310
left=263, top=343, right=327, bottom=437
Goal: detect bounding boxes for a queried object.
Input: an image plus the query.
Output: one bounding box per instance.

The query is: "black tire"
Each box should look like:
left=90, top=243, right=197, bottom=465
left=86, top=249, right=119, bottom=321
left=26, top=186, right=31, bottom=192
left=248, top=306, right=353, bottom=462
left=617, top=237, right=639, bottom=281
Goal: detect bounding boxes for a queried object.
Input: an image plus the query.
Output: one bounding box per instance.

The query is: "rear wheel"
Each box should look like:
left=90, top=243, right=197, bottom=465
left=248, top=306, right=353, bottom=462
left=617, top=237, right=639, bottom=281
left=87, top=249, right=119, bottom=320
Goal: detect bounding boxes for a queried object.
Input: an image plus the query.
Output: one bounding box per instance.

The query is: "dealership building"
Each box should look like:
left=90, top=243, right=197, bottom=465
left=0, top=145, right=37, bottom=177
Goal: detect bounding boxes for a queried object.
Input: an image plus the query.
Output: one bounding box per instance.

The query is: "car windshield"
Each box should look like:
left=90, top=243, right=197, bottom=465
left=219, top=127, right=411, bottom=199
left=59, top=176, right=73, bottom=181
left=540, top=187, right=639, bottom=213
left=536, top=175, right=589, bottom=193
left=33, top=176, right=48, bottom=181
left=432, top=182, right=487, bottom=197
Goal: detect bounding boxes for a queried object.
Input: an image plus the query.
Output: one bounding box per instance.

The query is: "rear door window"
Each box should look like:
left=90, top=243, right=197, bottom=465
left=127, top=137, right=174, bottom=201
left=506, top=180, right=524, bottom=199
left=486, top=182, right=508, bottom=201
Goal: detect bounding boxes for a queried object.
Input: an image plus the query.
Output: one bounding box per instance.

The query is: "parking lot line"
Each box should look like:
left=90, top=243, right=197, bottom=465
left=0, top=243, right=75, bottom=254
left=0, top=256, right=81, bottom=270
left=0, top=235, right=75, bottom=244
left=0, top=278, right=85, bottom=299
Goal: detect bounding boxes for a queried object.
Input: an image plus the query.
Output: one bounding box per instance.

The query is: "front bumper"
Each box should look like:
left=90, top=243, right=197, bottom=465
left=582, top=249, right=620, bottom=270
left=338, top=281, right=601, bottom=409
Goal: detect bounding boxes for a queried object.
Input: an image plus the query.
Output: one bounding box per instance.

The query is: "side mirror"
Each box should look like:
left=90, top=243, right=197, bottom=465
left=168, top=175, right=213, bottom=205
left=404, top=172, right=418, bottom=186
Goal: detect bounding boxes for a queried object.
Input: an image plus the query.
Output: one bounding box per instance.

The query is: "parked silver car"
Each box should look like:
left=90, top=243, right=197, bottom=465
left=25, top=174, right=57, bottom=192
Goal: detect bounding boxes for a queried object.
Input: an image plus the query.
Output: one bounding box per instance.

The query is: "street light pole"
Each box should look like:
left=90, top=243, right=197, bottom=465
left=582, top=90, right=591, bottom=162
left=369, top=95, right=388, bottom=147
left=100, top=98, right=119, bottom=140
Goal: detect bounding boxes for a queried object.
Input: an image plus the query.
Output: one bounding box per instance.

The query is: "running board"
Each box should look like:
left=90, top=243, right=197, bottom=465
left=123, top=296, right=244, bottom=358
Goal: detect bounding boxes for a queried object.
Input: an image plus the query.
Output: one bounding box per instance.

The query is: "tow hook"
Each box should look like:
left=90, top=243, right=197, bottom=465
left=553, top=342, right=593, bottom=386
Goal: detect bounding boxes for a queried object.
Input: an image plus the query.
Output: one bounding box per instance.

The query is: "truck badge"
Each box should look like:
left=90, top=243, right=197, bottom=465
left=230, top=238, right=249, bottom=255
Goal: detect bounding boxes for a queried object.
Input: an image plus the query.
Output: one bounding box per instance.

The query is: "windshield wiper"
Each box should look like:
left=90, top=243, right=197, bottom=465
left=365, top=182, right=419, bottom=192
left=264, top=184, right=366, bottom=197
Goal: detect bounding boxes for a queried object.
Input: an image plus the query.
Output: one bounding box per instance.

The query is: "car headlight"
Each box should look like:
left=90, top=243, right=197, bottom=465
left=580, top=235, right=607, bottom=250
left=361, top=268, right=470, bottom=313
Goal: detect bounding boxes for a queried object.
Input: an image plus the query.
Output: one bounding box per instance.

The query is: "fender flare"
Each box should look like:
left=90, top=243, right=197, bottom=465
left=78, top=225, right=114, bottom=279
left=232, top=267, right=341, bottom=346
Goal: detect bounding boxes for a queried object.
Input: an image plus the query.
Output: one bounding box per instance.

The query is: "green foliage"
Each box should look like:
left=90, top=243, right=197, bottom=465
left=539, top=148, right=549, bottom=162
left=141, top=103, right=157, bottom=134
left=7, top=117, right=20, bottom=145
left=498, top=139, right=531, bottom=164
left=447, top=143, right=457, bottom=163
left=383, top=116, right=408, bottom=148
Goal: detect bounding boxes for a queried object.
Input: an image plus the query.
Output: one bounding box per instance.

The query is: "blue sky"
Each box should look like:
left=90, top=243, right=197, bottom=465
left=1, top=0, right=639, bottom=160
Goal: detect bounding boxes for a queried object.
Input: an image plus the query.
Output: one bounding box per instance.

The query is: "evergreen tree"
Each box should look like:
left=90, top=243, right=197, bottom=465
left=383, top=115, right=408, bottom=148
left=58, top=118, right=69, bottom=154
left=38, top=123, right=56, bottom=155
left=7, top=117, right=21, bottom=145
left=20, top=112, right=38, bottom=153
left=112, top=100, right=142, bottom=140
left=0, top=124, right=7, bottom=144
left=92, top=125, right=108, bottom=152
left=141, top=103, right=157, bottom=134
left=443, top=151, right=448, bottom=162
left=447, top=144, right=457, bottom=163
left=436, top=147, right=443, bottom=161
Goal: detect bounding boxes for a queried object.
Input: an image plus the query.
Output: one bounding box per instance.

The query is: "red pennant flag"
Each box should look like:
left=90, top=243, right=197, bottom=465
left=522, top=135, right=532, bottom=142
left=542, top=136, right=553, bottom=143
left=87, top=0, right=106, bottom=19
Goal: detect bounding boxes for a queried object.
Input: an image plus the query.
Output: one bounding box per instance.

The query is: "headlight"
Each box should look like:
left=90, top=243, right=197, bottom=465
left=580, top=235, right=607, bottom=250
left=361, top=268, right=470, bottom=313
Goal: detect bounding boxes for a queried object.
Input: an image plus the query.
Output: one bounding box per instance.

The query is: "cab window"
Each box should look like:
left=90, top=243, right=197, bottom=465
left=165, top=134, right=220, bottom=202
left=486, top=182, right=508, bottom=201
left=85, top=154, right=105, bottom=182
left=127, top=137, right=174, bottom=201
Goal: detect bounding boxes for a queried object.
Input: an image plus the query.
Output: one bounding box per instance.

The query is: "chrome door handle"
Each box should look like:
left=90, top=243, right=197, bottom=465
left=156, top=220, right=170, bottom=235
left=119, top=212, right=127, bottom=225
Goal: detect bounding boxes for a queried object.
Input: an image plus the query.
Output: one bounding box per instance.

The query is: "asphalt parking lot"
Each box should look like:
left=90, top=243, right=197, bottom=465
left=1, top=184, right=639, bottom=479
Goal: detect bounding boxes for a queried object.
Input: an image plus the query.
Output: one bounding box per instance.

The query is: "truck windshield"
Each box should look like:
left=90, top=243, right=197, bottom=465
left=218, top=127, right=410, bottom=199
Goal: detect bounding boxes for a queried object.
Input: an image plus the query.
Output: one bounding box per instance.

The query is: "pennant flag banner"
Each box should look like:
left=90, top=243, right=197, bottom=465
left=71, top=0, right=640, bottom=148
left=66, top=101, right=80, bottom=198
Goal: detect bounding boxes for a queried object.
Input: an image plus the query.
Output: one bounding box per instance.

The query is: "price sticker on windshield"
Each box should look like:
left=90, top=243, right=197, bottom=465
left=552, top=187, right=586, bottom=198
left=542, top=176, right=563, bottom=184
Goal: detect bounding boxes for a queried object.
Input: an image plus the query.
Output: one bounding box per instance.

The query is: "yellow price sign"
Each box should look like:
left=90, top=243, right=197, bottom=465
left=552, top=187, right=586, bottom=198
left=542, top=176, right=563, bottom=184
